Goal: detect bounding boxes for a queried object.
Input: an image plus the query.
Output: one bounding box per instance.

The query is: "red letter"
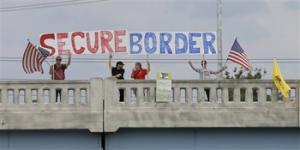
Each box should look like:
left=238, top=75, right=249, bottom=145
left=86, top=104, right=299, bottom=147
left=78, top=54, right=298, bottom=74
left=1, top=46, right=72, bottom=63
left=101, top=31, right=113, bottom=54
left=57, top=33, right=70, bottom=55
left=86, top=32, right=99, bottom=53
left=40, top=33, right=55, bottom=56
left=71, top=32, right=85, bottom=54
left=114, top=30, right=127, bottom=52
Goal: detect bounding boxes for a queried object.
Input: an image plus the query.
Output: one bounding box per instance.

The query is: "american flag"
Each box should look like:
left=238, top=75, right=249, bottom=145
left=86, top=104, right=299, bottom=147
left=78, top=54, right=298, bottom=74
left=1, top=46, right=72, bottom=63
left=22, top=42, right=49, bottom=74
left=227, top=38, right=252, bottom=70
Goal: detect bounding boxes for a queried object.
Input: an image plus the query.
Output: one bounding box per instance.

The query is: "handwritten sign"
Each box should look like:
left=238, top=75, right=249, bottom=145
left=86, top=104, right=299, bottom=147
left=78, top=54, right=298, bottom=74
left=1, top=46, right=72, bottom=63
left=156, top=72, right=173, bottom=102
left=40, top=30, right=217, bottom=56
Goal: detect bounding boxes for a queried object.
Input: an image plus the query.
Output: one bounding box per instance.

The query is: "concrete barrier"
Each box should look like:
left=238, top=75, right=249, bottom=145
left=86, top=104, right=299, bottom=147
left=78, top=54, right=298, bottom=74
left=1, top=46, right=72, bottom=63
left=0, top=78, right=299, bottom=132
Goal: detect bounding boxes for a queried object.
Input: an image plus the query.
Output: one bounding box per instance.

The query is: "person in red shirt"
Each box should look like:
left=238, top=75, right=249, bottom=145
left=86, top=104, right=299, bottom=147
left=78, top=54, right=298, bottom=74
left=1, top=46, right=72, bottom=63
left=49, top=52, right=71, bottom=102
left=131, top=61, right=150, bottom=80
left=49, top=52, right=71, bottom=80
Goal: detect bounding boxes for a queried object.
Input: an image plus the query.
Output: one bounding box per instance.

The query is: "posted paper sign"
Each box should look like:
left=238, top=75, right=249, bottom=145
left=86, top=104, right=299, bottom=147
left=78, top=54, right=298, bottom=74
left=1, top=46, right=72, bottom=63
left=156, top=72, right=172, bottom=102
left=40, top=30, right=217, bottom=56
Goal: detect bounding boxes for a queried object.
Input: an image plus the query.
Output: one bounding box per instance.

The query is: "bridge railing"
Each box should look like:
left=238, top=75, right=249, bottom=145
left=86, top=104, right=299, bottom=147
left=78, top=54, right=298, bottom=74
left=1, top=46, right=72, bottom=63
left=0, top=78, right=103, bottom=132
left=104, top=79, right=299, bottom=132
left=0, top=80, right=90, bottom=110
left=112, top=80, right=298, bottom=106
left=0, top=78, right=299, bottom=132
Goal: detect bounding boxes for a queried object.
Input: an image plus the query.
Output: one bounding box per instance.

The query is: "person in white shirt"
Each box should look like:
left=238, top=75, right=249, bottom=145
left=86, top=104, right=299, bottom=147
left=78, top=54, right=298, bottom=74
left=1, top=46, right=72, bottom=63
left=188, top=59, right=227, bottom=80
left=188, top=56, right=227, bottom=101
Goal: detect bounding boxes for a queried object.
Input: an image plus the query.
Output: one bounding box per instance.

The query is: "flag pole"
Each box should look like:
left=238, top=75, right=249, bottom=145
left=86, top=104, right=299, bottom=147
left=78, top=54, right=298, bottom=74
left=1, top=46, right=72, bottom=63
left=224, top=59, right=228, bottom=66
left=146, top=54, right=149, bottom=80
left=52, top=57, right=55, bottom=80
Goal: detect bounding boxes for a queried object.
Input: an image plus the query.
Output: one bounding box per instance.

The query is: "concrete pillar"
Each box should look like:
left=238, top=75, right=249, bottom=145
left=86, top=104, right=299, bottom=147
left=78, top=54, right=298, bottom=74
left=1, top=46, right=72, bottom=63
left=258, top=87, right=266, bottom=103
left=89, top=78, right=103, bottom=132
left=246, top=87, right=253, bottom=103
left=233, top=88, right=240, bottom=102
left=298, top=81, right=300, bottom=127
left=187, top=87, right=193, bottom=104
left=210, top=88, right=217, bottom=103
left=89, top=78, right=103, bottom=113
left=103, top=78, right=119, bottom=132
left=223, top=88, right=229, bottom=103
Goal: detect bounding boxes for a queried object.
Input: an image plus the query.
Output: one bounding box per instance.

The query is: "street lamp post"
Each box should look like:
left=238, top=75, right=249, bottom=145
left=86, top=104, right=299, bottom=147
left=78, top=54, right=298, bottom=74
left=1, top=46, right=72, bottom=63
left=217, top=0, right=223, bottom=79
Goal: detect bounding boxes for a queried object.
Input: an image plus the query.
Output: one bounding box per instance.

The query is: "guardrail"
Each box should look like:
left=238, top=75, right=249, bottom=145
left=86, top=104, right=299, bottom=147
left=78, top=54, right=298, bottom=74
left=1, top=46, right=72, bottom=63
left=105, top=80, right=299, bottom=132
left=0, top=78, right=102, bottom=132
left=0, top=78, right=299, bottom=132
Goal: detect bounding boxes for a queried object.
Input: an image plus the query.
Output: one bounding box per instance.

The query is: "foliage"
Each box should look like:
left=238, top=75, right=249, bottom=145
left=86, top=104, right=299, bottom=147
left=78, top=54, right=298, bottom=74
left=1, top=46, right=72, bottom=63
left=224, top=67, right=267, bottom=80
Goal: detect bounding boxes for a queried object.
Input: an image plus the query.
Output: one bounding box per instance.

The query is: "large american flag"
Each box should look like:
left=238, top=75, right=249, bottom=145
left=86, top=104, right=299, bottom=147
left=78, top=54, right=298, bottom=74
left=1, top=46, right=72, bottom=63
left=22, top=42, right=49, bottom=74
left=227, top=38, right=252, bottom=70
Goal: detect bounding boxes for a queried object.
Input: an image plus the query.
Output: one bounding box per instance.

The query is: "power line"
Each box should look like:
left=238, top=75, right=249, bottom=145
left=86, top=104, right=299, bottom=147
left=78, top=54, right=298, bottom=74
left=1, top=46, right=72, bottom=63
left=0, top=59, right=299, bottom=64
left=0, top=0, right=107, bottom=12
left=0, top=57, right=299, bottom=61
left=0, top=0, right=82, bottom=9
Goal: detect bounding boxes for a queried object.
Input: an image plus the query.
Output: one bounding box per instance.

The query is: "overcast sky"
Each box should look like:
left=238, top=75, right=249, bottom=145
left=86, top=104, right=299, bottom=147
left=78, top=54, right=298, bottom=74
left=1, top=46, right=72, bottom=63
left=0, top=0, right=299, bottom=80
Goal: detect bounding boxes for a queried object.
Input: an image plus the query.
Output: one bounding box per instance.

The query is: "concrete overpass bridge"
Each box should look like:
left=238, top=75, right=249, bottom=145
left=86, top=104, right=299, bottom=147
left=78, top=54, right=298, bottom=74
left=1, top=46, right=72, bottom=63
left=0, top=78, right=299, bottom=150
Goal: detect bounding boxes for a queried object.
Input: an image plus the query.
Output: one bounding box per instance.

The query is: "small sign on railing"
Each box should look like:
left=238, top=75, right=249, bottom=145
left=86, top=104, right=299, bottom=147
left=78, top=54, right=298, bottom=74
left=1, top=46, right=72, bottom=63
left=156, top=72, right=172, bottom=102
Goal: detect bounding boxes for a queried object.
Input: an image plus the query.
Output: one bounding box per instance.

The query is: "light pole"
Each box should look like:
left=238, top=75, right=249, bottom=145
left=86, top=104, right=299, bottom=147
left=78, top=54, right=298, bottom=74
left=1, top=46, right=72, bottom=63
left=217, top=0, right=223, bottom=78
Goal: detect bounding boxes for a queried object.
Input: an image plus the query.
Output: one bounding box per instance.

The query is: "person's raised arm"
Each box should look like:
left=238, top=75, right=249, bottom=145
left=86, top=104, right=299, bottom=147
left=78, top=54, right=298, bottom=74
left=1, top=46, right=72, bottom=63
left=67, top=51, right=71, bottom=67
left=147, top=60, right=150, bottom=73
left=188, top=60, right=200, bottom=73
left=131, top=68, right=135, bottom=79
left=109, top=54, right=112, bottom=73
left=49, top=65, right=53, bottom=75
left=210, top=66, right=228, bottom=75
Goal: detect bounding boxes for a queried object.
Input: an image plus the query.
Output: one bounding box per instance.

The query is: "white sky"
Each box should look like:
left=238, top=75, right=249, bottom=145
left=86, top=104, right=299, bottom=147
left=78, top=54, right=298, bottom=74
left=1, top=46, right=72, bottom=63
left=0, top=0, right=299, bottom=80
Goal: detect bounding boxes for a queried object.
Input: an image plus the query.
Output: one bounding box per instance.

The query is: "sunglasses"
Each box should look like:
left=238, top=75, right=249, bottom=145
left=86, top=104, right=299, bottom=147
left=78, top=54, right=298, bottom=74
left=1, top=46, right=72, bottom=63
left=56, top=59, right=62, bottom=61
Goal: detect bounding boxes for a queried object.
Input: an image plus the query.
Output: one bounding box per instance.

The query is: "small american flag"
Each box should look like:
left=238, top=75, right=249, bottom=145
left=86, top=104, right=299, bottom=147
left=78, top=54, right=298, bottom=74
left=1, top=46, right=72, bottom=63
left=227, top=38, right=252, bottom=70
left=22, top=42, right=49, bottom=74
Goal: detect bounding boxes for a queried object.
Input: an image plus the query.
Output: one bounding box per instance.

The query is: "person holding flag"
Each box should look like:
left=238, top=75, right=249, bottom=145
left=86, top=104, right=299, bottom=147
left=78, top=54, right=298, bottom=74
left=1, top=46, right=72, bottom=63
left=49, top=52, right=72, bottom=102
left=49, top=52, right=72, bottom=80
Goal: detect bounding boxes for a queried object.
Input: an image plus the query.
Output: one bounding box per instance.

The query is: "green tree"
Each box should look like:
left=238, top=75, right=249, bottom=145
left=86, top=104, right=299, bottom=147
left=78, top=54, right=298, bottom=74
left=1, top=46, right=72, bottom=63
left=224, top=67, right=267, bottom=80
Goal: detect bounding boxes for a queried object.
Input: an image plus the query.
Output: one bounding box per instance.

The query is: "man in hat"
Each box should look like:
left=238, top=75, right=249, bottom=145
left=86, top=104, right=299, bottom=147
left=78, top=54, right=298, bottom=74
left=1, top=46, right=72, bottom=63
left=109, top=54, right=125, bottom=79
left=49, top=52, right=71, bottom=102
left=49, top=52, right=71, bottom=80
left=109, top=54, right=125, bottom=101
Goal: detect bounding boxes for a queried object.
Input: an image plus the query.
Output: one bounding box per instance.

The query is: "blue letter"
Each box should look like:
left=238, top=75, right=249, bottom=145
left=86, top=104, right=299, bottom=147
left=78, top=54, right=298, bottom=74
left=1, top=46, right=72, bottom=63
left=175, top=33, right=188, bottom=54
left=159, top=33, right=172, bottom=54
left=130, top=33, right=143, bottom=54
left=203, top=32, right=216, bottom=54
left=144, top=32, right=157, bottom=54
left=189, top=33, right=201, bottom=54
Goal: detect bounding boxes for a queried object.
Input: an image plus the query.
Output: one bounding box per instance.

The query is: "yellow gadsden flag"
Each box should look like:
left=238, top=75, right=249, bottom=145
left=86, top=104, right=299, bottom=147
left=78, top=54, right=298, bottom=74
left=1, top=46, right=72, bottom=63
left=272, top=59, right=291, bottom=98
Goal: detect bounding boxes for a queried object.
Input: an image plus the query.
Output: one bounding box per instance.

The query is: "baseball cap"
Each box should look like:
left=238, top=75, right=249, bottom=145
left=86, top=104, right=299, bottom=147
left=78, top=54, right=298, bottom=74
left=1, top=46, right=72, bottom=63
left=116, top=61, right=124, bottom=65
left=56, top=56, right=62, bottom=60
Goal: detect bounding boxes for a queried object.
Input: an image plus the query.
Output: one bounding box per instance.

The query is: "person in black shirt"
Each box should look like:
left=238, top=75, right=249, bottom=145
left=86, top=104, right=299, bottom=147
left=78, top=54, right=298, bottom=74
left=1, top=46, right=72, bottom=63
left=111, top=62, right=125, bottom=79
left=109, top=54, right=125, bottom=79
left=109, top=54, right=125, bottom=101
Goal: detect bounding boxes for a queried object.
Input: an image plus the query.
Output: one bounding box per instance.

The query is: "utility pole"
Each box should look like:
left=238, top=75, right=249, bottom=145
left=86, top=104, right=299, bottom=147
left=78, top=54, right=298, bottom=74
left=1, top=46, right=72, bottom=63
left=217, top=0, right=223, bottom=79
